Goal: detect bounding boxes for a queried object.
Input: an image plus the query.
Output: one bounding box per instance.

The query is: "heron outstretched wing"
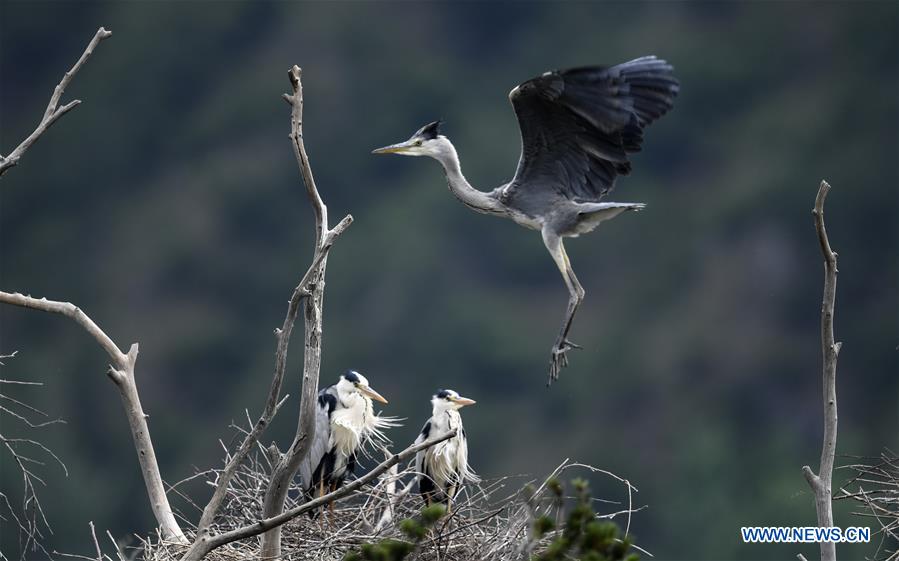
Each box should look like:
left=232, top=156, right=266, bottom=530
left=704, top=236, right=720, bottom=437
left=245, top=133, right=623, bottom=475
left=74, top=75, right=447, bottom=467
left=298, top=384, right=337, bottom=492
left=506, top=56, right=679, bottom=204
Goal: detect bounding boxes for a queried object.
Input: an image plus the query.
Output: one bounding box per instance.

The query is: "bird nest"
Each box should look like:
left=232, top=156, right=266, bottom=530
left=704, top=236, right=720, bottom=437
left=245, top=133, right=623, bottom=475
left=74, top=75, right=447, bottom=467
left=135, top=453, right=644, bottom=561
left=836, top=450, right=899, bottom=561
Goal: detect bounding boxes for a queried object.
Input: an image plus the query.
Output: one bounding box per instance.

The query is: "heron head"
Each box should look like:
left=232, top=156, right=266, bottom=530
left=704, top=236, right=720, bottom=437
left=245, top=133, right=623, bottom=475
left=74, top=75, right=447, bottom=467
left=372, top=120, right=447, bottom=158
left=339, top=370, right=389, bottom=404
left=432, top=389, right=476, bottom=412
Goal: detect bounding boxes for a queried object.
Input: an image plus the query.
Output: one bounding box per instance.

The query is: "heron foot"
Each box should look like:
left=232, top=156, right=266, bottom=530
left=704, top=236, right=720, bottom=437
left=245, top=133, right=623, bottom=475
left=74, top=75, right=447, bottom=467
left=548, top=339, right=581, bottom=385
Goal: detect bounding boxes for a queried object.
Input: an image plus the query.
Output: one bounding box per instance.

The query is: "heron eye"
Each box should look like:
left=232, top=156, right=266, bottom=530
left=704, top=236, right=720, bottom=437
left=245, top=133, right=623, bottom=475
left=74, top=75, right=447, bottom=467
left=415, top=140, right=423, bottom=147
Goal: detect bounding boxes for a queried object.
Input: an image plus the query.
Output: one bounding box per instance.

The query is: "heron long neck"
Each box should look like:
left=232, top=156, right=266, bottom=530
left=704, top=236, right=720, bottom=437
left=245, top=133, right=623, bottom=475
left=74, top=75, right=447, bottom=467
left=435, top=140, right=504, bottom=215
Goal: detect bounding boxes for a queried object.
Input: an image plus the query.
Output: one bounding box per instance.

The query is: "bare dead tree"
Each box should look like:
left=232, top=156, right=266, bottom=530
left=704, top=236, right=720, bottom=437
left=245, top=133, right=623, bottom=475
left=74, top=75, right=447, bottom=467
left=0, top=25, right=190, bottom=549
left=250, top=65, right=355, bottom=560
left=0, top=50, right=457, bottom=560
left=0, top=294, right=188, bottom=544
left=1, top=40, right=646, bottom=561
left=0, top=27, right=111, bottom=178
left=191, top=65, right=353, bottom=546
left=801, top=180, right=841, bottom=561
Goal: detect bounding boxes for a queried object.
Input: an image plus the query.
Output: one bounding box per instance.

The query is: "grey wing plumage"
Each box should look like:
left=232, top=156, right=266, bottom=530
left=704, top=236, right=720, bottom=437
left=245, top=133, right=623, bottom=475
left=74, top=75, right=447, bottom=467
left=506, top=56, right=679, bottom=204
left=298, top=385, right=337, bottom=492
left=415, top=420, right=436, bottom=499
left=414, top=420, right=430, bottom=474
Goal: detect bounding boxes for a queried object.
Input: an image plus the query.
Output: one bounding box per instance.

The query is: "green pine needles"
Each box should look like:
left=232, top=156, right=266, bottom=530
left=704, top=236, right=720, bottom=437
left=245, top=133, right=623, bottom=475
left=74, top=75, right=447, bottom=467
left=344, top=504, right=447, bottom=561
left=343, top=479, right=638, bottom=561
left=531, top=478, right=638, bottom=561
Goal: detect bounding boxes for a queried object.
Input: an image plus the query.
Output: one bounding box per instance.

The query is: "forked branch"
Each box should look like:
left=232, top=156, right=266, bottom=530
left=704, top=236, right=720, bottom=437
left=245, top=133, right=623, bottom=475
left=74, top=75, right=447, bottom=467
left=257, top=65, right=354, bottom=560
left=180, top=430, right=457, bottom=561
left=800, top=180, right=841, bottom=561
left=0, top=292, right=187, bottom=544
left=0, top=27, right=111, bottom=178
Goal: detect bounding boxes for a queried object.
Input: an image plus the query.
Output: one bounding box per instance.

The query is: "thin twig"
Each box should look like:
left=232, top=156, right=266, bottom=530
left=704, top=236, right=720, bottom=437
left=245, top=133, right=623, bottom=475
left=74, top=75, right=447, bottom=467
left=0, top=27, right=111, bottom=178
left=181, top=430, right=458, bottom=561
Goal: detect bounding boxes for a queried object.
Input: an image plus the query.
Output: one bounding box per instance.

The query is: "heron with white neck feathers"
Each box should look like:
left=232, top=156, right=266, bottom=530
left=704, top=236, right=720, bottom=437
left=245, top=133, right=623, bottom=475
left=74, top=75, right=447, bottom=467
left=299, top=370, right=399, bottom=509
left=415, top=389, right=479, bottom=512
left=374, top=56, right=679, bottom=384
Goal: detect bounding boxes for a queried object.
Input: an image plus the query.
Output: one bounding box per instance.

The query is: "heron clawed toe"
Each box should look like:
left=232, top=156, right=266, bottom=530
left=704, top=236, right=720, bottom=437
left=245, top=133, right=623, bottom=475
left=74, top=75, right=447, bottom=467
left=374, top=57, right=678, bottom=385
left=549, top=339, right=582, bottom=385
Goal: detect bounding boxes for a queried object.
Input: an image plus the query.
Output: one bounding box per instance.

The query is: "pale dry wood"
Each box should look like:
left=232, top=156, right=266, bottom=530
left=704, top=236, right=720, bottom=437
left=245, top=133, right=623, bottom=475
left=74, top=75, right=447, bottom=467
left=257, top=65, right=354, bottom=560
left=0, top=27, right=111, bottom=178
left=800, top=180, right=840, bottom=561
left=0, top=292, right=187, bottom=543
left=180, top=430, right=458, bottom=561
left=835, top=451, right=899, bottom=561
left=195, top=215, right=350, bottom=533
left=186, top=65, right=353, bottom=559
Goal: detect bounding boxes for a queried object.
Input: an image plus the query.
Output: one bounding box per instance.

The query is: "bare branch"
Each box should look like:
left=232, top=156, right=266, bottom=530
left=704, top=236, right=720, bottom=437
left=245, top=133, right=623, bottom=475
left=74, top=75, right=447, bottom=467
left=0, top=292, right=187, bottom=543
left=180, top=430, right=458, bottom=561
left=0, top=402, right=63, bottom=428
left=0, top=350, right=19, bottom=366
left=0, top=27, right=111, bottom=178
left=1, top=429, right=54, bottom=555
left=89, top=521, right=103, bottom=561
left=194, top=68, right=352, bottom=539
left=258, top=65, right=353, bottom=559
left=835, top=451, right=899, bottom=561
left=801, top=180, right=840, bottom=561
left=0, top=293, right=125, bottom=366
left=0, top=391, right=54, bottom=419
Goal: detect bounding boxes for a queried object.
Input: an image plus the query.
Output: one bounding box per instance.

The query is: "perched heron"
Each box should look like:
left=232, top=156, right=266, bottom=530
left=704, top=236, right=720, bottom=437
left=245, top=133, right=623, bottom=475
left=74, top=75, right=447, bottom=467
left=373, top=56, right=679, bottom=384
left=299, top=370, right=397, bottom=507
left=415, top=389, right=479, bottom=512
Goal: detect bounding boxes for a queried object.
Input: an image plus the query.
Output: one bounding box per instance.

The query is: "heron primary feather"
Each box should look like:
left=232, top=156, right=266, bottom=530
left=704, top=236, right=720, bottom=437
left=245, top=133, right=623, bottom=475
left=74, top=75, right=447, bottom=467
left=373, top=56, right=679, bottom=384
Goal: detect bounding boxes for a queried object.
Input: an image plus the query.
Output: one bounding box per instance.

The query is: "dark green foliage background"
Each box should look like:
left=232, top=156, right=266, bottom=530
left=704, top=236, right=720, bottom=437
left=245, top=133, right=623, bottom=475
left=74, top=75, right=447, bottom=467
left=1, top=2, right=896, bottom=559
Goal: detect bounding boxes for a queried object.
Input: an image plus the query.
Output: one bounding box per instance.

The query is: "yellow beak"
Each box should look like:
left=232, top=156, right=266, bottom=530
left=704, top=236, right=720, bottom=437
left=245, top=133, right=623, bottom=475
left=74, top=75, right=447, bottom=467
left=371, top=140, right=415, bottom=154
left=453, top=396, right=476, bottom=407
left=358, top=385, right=389, bottom=404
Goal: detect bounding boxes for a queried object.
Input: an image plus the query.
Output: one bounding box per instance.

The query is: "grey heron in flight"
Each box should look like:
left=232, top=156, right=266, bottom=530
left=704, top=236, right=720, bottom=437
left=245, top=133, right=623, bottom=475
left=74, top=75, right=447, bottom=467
left=373, top=56, right=679, bottom=384
left=299, top=370, right=398, bottom=508
left=415, top=389, right=478, bottom=512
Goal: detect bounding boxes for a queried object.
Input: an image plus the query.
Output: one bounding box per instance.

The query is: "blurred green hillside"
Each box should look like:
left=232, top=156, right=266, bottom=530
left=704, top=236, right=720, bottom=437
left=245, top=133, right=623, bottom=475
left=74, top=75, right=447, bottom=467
left=1, top=2, right=896, bottom=560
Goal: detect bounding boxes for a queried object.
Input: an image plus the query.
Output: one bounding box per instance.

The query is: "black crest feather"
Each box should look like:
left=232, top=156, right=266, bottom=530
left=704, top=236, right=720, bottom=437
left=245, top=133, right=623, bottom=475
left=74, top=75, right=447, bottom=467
left=417, top=120, right=443, bottom=140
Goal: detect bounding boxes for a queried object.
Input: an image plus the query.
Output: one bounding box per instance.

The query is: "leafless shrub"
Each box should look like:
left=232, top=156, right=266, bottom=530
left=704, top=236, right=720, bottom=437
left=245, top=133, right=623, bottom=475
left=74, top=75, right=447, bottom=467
left=0, top=351, right=68, bottom=560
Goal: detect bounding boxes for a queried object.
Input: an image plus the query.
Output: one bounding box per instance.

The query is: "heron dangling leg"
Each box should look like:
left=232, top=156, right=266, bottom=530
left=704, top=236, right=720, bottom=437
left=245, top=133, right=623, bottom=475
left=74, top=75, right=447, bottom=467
left=543, top=229, right=585, bottom=385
